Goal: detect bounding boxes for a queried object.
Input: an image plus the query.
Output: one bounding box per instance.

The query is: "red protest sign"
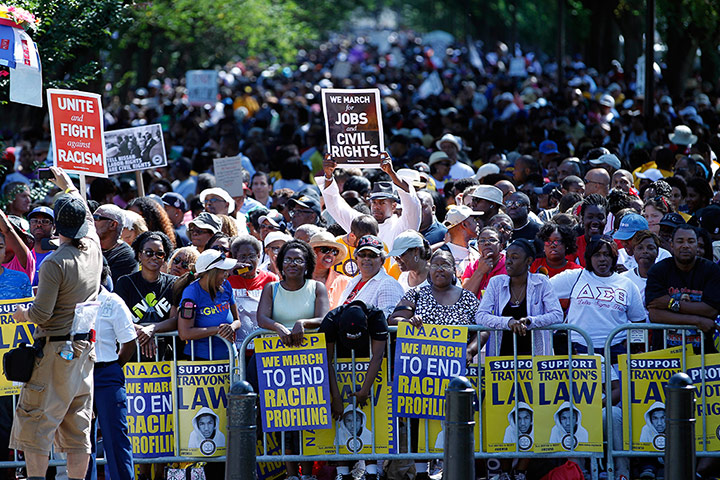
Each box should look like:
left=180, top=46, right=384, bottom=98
left=47, top=89, right=107, bottom=177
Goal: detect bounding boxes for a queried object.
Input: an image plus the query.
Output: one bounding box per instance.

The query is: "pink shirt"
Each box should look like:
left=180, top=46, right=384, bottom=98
left=462, top=252, right=506, bottom=298
left=3, top=248, right=36, bottom=285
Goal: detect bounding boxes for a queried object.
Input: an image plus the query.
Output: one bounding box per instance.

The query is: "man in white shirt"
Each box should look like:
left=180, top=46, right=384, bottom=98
left=318, top=153, right=421, bottom=247
left=436, top=133, right=475, bottom=180
left=441, top=205, right=482, bottom=277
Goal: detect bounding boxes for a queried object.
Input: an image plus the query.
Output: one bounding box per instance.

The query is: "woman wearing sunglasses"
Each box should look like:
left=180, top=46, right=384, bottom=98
left=115, top=231, right=178, bottom=360
left=168, top=246, right=200, bottom=276
left=310, top=231, right=351, bottom=308
left=531, top=222, right=581, bottom=278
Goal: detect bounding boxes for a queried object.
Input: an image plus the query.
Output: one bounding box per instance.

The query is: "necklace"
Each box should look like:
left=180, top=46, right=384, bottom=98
left=510, top=283, right=526, bottom=306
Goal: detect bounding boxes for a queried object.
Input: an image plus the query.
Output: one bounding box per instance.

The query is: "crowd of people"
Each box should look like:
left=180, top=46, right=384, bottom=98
left=3, top=28, right=720, bottom=480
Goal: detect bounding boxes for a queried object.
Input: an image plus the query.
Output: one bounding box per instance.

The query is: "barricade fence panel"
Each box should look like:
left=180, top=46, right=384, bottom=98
left=604, top=323, right=720, bottom=480
left=0, top=332, right=236, bottom=469
left=241, top=323, right=604, bottom=480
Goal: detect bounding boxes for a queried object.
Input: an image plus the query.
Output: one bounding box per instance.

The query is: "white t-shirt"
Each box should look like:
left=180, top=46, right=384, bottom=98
left=620, top=267, right=647, bottom=305
left=95, top=288, right=138, bottom=362
left=617, top=247, right=671, bottom=270
left=449, top=161, right=475, bottom=180
left=551, top=269, right=647, bottom=348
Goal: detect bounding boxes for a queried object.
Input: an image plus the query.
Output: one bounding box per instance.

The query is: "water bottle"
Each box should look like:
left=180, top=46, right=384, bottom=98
left=59, top=341, right=74, bottom=361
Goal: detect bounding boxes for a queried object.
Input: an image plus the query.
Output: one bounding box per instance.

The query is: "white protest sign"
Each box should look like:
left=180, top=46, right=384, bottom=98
left=186, top=70, right=218, bottom=106
left=213, top=156, right=246, bottom=197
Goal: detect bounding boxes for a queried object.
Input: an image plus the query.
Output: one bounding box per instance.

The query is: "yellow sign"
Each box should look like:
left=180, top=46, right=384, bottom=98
left=303, top=357, right=390, bottom=454
left=0, top=297, right=35, bottom=397
left=534, top=356, right=603, bottom=453
left=485, top=356, right=533, bottom=452
left=688, top=353, right=720, bottom=452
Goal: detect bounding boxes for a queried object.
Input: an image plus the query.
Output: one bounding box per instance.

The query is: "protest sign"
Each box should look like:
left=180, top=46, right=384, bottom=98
left=47, top=89, right=107, bottom=177
left=393, top=323, right=467, bottom=420
left=213, top=156, right=246, bottom=197
left=0, top=297, right=35, bottom=396
left=256, top=434, right=285, bottom=480
left=105, top=124, right=167, bottom=175
left=618, top=347, right=687, bottom=451
left=186, top=70, right=218, bottom=106
left=303, top=357, right=390, bottom=454
left=688, top=354, right=720, bottom=451
left=534, top=356, right=603, bottom=453
left=321, top=88, right=384, bottom=168
left=256, top=333, right=332, bottom=432
left=176, top=361, right=229, bottom=457
left=125, top=362, right=174, bottom=458
left=417, top=71, right=443, bottom=100
left=485, top=356, right=534, bottom=453
left=418, top=364, right=483, bottom=453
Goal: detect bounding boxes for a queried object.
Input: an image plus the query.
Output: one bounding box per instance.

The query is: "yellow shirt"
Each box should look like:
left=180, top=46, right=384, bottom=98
left=332, top=235, right=398, bottom=279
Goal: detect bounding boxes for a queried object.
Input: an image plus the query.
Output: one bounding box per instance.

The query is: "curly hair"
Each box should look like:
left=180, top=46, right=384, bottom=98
left=127, top=197, right=177, bottom=247
left=537, top=222, right=578, bottom=254
left=218, top=214, right=239, bottom=237
left=131, top=231, right=174, bottom=262
left=643, top=196, right=674, bottom=215
left=276, top=239, right=316, bottom=280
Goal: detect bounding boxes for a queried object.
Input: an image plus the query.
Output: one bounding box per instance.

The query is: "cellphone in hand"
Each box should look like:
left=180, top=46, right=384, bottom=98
left=38, top=168, right=54, bottom=180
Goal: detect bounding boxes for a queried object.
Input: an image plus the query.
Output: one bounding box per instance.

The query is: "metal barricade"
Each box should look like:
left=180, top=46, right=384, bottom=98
left=604, top=323, right=720, bottom=479
left=0, top=331, right=236, bottom=469
left=240, top=323, right=603, bottom=479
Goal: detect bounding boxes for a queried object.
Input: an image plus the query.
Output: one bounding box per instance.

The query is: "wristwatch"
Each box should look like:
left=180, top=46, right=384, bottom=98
left=668, top=298, right=680, bottom=313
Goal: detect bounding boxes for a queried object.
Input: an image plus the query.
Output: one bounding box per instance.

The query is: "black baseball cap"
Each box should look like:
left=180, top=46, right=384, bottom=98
left=659, top=212, right=686, bottom=228
left=369, top=181, right=399, bottom=202
left=54, top=194, right=89, bottom=239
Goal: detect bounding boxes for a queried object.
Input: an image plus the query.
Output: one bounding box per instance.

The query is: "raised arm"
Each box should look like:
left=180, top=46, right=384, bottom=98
left=314, top=155, right=361, bottom=232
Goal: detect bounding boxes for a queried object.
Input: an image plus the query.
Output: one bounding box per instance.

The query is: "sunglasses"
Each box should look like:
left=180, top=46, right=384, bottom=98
left=316, top=246, right=340, bottom=256
left=211, top=245, right=230, bottom=253
left=172, top=257, right=190, bottom=269
left=29, top=218, right=53, bottom=226
left=504, top=201, right=527, bottom=209
left=204, top=197, right=227, bottom=205
left=143, top=249, right=167, bottom=259
left=188, top=228, right=211, bottom=236
left=544, top=240, right=561, bottom=247
left=356, top=251, right=380, bottom=259
left=93, top=215, right=113, bottom=222
left=290, top=209, right=316, bottom=217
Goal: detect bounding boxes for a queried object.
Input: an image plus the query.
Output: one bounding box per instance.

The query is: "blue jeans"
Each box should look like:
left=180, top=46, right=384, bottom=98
left=86, top=361, right=134, bottom=480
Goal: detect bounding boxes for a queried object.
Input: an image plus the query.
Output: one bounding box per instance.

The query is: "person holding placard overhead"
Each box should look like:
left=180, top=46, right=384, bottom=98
left=318, top=152, right=421, bottom=247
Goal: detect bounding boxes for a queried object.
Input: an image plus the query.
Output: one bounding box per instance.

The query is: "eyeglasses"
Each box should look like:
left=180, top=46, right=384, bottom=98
left=316, top=246, right=340, bottom=256
left=188, top=228, right=211, bottom=236
left=211, top=245, right=230, bottom=253
left=544, top=240, right=561, bottom=247
left=477, top=238, right=500, bottom=245
left=143, top=249, right=167, bottom=259
left=204, top=198, right=227, bottom=205
left=283, top=257, right=306, bottom=265
left=356, top=251, right=380, bottom=259
left=93, top=215, right=113, bottom=222
left=29, top=218, right=53, bottom=226
left=172, top=257, right=190, bottom=269
left=584, top=179, right=608, bottom=187
left=429, top=263, right=454, bottom=271
left=504, top=201, right=527, bottom=209
left=290, top=209, right=316, bottom=217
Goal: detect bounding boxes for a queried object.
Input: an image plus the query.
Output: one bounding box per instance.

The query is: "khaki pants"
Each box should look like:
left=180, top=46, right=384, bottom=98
left=10, top=339, right=95, bottom=455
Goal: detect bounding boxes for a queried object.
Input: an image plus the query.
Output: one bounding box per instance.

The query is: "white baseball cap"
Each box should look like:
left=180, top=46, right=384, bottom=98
left=195, top=249, right=237, bottom=274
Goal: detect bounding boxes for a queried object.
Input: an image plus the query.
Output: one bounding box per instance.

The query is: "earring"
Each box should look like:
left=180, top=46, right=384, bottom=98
left=414, top=256, right=418, bottom=262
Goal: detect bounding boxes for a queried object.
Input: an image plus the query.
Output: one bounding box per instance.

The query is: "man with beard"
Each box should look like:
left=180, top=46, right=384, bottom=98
left=646, top=225, right=720, bottom=352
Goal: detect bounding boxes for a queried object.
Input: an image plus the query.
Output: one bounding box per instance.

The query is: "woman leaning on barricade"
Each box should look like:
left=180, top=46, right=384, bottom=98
left=114, top=231, right=178, bottom=361
left=255, top=239, right=329, bottom=480
left=387, top=249, right=479, bottom=480
left=550, top=235, right=647, bottom=364
left=475, top=239, right=563, bottom=480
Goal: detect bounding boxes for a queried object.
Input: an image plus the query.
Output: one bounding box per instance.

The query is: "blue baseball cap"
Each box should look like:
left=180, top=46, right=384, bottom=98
left=613, top=213, right=649, bottom=241
left=539, top=140, right=559, bottom=155
left=162, top=192, right=188, bottom=212
left=28, top=206, right=55, bottom=221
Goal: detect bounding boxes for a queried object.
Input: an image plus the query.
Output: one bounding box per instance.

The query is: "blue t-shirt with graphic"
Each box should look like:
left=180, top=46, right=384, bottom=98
left=181, top=279, right=235, bottom=360
left=0, top=268, right=32, bottom=300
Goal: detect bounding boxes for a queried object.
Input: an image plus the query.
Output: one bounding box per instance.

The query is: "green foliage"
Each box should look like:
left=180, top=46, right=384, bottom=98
left=0, top=0, right=129, bottom=103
